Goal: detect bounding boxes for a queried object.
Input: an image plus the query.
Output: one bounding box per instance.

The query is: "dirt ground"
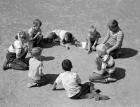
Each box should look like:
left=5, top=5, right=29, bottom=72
left=0, top=0, right=140, bottom=107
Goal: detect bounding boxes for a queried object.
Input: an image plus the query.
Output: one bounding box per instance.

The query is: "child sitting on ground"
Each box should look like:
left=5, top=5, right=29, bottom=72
left=87, top=25, right=101, bottom=54
left=47, top=29, right=80, bottom=50
left=98, top=19, right=124, bottom=58
left=89, top=45, right=117, bottom=83
left=52, top=59, right=109, bottom=100
left=3, top=31, right=29, bottom=70
left=28, top=19, right=43, bottom=51
left=27, top=47, right=45, bottom=88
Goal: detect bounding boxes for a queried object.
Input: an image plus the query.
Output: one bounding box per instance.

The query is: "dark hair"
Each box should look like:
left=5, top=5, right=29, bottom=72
left=33, top=19, right=42, bottom=27
left=108, top=19, right=118, bottom=30
left=64, top=32, right=73, bottom=43
left=62, top=59, right=72, bottom=71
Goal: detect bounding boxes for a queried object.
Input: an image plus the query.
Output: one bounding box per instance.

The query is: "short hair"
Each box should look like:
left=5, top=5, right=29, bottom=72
left=31, top=47, right=42, bottom=57
left=107, top=19, right=118, bottom=30
left=62, top=59, right=72, bottom=71
left=33, top=19, right=42, bottom=27
left=89, top=25, right=96, bottom=33
left=65, top=32, right=73, bottom=43
left=18, top=31, right=27, bottom=40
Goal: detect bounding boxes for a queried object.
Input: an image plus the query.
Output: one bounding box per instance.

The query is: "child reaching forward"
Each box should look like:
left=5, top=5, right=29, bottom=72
left=27, top=47, right=45, bottom=88
left=28, top=19, right=43, bottom=51
left=89, top=45, right=117, bottom=83
left=87, top=25, right=101, bottom=54
left=52, top=59, right=109, bottom=100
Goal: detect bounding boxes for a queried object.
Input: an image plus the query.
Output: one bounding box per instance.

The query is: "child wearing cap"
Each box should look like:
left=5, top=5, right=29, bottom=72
left=27, top=47, right=45, bottom=88
left=99, top=19, right=124, bottom=58
left=52, top=59, right=109, bottom=100
left=3, top=31, right=29, bottom=70
left=47, top=29, right=80, bottom=50
left=89, top=45, right=117, bottom=83
left=87, top=25, right=101, bottom=54
left=28, top=19, right=43, bottom=51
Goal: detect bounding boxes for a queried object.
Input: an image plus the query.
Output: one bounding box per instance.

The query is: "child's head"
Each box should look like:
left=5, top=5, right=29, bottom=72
left=16, top=31, right=27, bottom=41
left=107, top=19, right=119, bottom=32
left=31, top=47, right=42, bottom=58
left=89, top=25, right=96, bottom=34
left=64, top=32, right=73, bottom=43
left=33, top=19, right=42, bottom=30
left=62, top=59, right=73, bottom=71
left=96, top=44, right=107, bottom=57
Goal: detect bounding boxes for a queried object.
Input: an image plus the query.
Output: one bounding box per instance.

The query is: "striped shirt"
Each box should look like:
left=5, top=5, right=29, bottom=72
left=105, top=29, right=124, bottom=48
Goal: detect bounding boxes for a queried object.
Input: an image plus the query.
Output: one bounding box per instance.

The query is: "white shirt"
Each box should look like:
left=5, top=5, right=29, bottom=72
left=52, top=29, right=67, bottom=41
left=101, top=55, right=115, bottom=74
left=55, top=71, right=81, bottom=97
left=28, top=57, right=43, bottom=80
left=8, top=40, right=23, bottom=55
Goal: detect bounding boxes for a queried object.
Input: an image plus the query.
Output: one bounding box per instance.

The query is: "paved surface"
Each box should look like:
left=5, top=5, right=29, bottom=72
left=0, top=0, right=140, bottom=107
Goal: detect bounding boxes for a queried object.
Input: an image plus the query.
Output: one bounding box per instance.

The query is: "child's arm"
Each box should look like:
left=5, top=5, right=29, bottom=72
left=87, top=37, right=92, bottom=52
left=52, top=82, right=57, bottom=90
left=106, top=32, right=124, bottom=54
left=102, top=31, right=110, bottom=44
left=32, top=32, right=41, bottom=40
left=38, top=61, right=44, bottom=76
left=60, top=40, right=70, bottom=50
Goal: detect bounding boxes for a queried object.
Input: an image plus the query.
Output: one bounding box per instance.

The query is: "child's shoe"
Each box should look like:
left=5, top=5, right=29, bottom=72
left=27, top=82, right=38, bottom=88
left=95, top=94, right=110, bottom=101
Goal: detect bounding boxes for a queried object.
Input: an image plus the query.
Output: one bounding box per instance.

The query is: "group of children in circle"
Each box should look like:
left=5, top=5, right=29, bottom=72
left=3, top=18, right=124, bottom=101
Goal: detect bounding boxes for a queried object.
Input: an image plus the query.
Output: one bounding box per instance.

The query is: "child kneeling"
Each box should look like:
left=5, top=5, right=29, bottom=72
left=89, top=45, right=117, bottom=83
left=27, top=47, right=45, bottom=88
left=52, top=59, right=109, bottom=100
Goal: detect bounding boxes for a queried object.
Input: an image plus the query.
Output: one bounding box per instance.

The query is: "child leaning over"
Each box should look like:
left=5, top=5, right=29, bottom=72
left=27, top=47, right=45, bottom=88
left=89, top=45, right=117, bottom=83
left=47, top=29, right=80, bottom=50
left=52, top=59, right=109, bottom=100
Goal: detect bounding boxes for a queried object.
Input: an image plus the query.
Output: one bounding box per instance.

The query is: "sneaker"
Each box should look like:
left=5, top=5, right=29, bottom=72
left=27, top=82, right=37, bottom=88
left=95, top=94, right=110, bottom=101
left=3, top=61, right=10, bottom=71
left=107, top=77, right=117, bottom=82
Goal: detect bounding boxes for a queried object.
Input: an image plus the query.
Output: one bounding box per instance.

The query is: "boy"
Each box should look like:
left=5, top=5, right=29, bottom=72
left=28, top=19, right=43, bottom=51
left=27, top=47, right=45, bottom=88
left=52, top=59, right=109, bottom=100
left=98, top=19, right=124, bottom=58
left=89, top=45, right=117, bottom=83
left=87, top=25, right=101, bottom=54
left=47, top=29, right=80, bottom=50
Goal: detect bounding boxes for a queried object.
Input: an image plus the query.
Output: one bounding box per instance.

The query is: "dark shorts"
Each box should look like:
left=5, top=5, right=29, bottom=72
left=70, top=82, right=94, bottom=99
left=5, top=51, right=29, bottom=70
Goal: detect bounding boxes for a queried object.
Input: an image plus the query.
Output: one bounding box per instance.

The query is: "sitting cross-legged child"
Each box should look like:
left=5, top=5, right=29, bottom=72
left=47, top=29, right=80, bottom=50
left=28, top=19, right=43, bottom=51
left=89, top=45, right=117, bottom=83
left=86, top=25, right=101, bottom=54
left=27, top=47, right=46, bottom=88
left=3, top=31, right=29, bottom=71
left=52, top=59, right=109, bottom=101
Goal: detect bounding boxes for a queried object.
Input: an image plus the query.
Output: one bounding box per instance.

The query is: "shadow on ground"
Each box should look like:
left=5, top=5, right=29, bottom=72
left=118, top=48, right=138, bottom=59
left=41, top=56, right=55, bottom=61
left=40, top=38, right=60, bottom=48
left=112, top=67, right=126, bottom=80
